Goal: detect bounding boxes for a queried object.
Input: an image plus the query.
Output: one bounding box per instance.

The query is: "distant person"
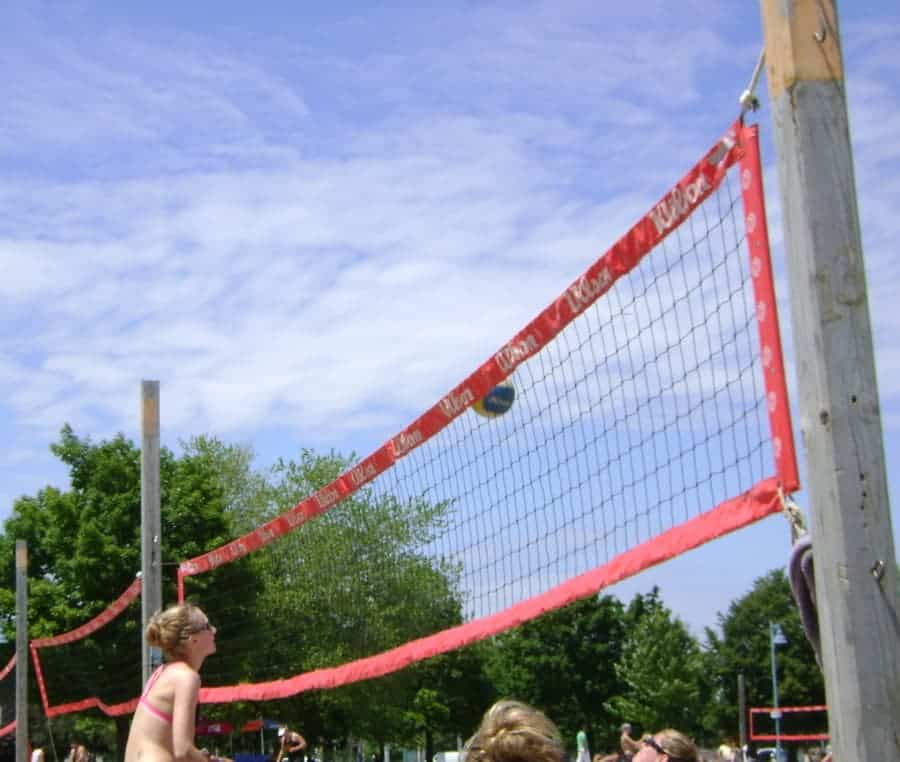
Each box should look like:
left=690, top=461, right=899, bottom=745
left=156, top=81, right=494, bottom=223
left=31, top=745, right=45, bottom=762
left=634, top=729, right=697, bottom=762
left=277, top=728, right=307, bottom=762
left=464, top=699, right=565, bottom=762
left=68, top=741, right=88, bottom=762
left=619, top=725, right=641, bottom=760
left=576, top=726, right=591, bottom=762
left=123, top=602, right=219, bottom=762
left=717, top=741, right=735, bottom=761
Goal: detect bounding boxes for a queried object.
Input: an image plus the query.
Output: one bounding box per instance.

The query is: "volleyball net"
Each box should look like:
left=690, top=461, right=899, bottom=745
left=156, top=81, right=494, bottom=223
left=0, top=651, right=15, bottom=738
left=749, top=705, right=830, bottom=742
left=29, top=578, right=143, bottom=718
left=25, top=120, right=799, bottom=715
left=179, top=121, right=799, bottom=704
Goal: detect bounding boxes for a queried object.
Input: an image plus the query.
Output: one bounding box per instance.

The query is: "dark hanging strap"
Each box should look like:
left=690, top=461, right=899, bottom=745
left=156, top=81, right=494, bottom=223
left=788, top=533, right=822, bottom=666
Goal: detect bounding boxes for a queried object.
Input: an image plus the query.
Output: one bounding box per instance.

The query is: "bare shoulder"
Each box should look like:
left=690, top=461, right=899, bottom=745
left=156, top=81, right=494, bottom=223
left=165, top=662, right=201, bottom=689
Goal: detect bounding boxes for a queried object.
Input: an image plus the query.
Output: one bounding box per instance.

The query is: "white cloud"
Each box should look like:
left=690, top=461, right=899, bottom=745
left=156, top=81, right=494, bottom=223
left=1, top=1, right=898, bottom=637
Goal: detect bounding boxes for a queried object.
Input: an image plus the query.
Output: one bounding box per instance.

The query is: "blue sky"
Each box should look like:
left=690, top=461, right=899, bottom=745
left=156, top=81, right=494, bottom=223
left=2, top=0, right=898, bottom=636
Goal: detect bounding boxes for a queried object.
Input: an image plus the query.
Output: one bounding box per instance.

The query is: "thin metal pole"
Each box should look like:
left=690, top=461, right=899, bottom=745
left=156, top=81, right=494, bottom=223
left=15, top=541, right=27, bottom=762
left=769, top=623, right=782, bottom=761
left=141, top=380, right=163, bottom=683
left=738, top=673, right=747, bottom=758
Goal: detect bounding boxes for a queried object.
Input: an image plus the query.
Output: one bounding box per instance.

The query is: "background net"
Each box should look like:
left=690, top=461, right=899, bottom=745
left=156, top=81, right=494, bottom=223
left=0, top=651, right=14, bottom=738
left=177, top=123, right=798, bottom=704
left=30, top=579, right=142, bottom=718
left=749, top=705, right=830, bottom=742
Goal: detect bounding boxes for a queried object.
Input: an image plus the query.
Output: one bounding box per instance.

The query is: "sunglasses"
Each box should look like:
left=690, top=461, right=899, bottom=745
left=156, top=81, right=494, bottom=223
left=643, top=738, right=667, bottom=756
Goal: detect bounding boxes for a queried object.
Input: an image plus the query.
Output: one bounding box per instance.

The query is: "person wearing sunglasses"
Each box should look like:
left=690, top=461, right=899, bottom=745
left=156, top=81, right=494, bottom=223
left=125, top=603, right=219, bottom=762
left=634, top=731, right=698, bottom=762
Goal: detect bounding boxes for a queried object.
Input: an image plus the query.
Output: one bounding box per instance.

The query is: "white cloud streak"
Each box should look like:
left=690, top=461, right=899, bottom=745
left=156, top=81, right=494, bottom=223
left=1, top=0, right=898, bottom=632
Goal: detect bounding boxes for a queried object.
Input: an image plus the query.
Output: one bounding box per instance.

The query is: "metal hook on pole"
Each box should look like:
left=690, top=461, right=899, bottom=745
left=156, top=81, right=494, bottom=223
left=740, top=47, right=766, bottom=115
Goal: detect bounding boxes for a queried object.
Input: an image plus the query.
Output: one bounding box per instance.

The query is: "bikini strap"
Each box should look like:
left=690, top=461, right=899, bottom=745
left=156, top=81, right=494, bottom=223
left=142, top=663, right=166, bottom=696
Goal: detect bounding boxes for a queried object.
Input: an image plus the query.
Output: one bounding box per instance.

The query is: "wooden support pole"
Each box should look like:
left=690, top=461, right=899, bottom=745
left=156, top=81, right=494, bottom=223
left=759, top=1, right=899, bottom=758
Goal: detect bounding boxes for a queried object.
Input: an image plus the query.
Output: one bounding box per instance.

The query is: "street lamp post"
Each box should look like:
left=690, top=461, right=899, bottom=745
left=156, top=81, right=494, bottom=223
left=769, top=622, right=787, bottom=762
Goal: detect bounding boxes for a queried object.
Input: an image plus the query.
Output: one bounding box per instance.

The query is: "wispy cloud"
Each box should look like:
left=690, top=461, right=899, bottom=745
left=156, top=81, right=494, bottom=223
left=1, top=1, right=898, bottom=631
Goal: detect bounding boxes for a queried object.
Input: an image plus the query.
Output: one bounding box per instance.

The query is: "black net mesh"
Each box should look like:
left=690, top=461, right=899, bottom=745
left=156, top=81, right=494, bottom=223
left=186, top=163, right=775, bottom=690
left=32, top=590, right=142, bottom=715
left=0, top=649, right=14, bottom=737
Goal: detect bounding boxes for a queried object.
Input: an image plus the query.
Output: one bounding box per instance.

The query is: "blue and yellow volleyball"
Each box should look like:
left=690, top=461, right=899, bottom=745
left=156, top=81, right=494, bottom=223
left=472, top=380, right=516, bottom=418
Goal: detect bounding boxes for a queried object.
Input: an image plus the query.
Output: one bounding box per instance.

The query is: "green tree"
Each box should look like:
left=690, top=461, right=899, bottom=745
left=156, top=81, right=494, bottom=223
left=604, top=590, right=707, bottom=742
left=405, top=643, right=495, bottom=755
left=0, top=426, right=260, bottom=758
left=404, top=687, right=449, bottom=762
left=193, top=447, right=470, bottom=746
left=703, top=569, right=825, bottom=741
left=484, top=594, right=628, bottom=753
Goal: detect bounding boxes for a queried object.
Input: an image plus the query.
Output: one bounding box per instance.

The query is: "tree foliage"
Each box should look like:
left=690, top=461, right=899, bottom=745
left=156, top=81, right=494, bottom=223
left=484, top=594, right=628, bottom=752
left=0, top=427, right=259, bottom=753
left=0, top=425, right=834, bottom=757
left=187, top=446, right=476, bottom=749
left=703, top=569, right=825, bottom=738
left=404, top=644, right=495, bottom=756
left=604, top=590, right=707, bottom=742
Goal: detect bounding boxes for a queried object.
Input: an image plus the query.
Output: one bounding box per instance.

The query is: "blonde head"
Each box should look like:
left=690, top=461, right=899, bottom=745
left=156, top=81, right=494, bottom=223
left=464, top=701, right=564, bottom=762
left=145, top=603, right=207, bottom=661
left=651, top=730, right=698, bottom=762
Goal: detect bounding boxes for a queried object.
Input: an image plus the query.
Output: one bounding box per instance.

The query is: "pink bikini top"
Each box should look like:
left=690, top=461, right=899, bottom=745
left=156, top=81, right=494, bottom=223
left=140, top=664, right=174, bottom=724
